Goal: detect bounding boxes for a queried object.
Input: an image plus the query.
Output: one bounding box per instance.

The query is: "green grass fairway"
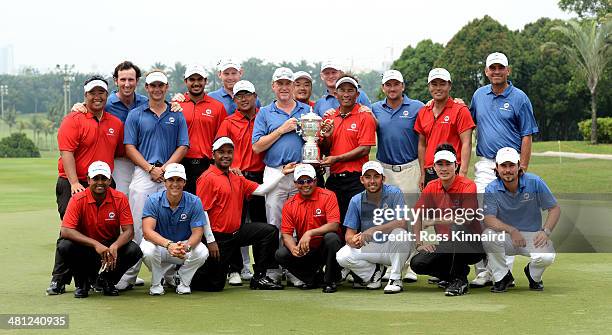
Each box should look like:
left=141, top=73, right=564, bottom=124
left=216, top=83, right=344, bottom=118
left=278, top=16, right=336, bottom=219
left=1, top=155, right=611, bottom=334
left=532, top=141, right=612, bottom=155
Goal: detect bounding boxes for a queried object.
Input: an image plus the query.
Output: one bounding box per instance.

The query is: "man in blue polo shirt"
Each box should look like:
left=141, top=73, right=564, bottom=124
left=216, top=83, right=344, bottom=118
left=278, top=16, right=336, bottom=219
left=313, top=60, right=371, bottom=117
left=371, top=69, right=423, bottom=283
left=336, top=161, right=412, bottom=294
left=252, top=67, right=311, bottom=282
left=117, top=70, right=190, bottom=290
left=140, top=163, right=212, bottom=295
left=208, top=59, right=261, bottom=115
left=482, top=147, right=559, bottom=293
left=469, top=52, right=539, bottom=287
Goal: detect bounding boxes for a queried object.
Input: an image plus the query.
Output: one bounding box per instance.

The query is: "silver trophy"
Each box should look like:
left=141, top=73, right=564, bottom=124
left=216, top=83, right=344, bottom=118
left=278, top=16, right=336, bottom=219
left=296, top=109, right=323, bottom=163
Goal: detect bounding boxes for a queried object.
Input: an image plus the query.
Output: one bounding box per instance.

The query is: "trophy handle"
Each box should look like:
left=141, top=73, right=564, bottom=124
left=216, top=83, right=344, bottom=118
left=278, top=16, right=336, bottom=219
left=295, top=121, right=303, bottom=136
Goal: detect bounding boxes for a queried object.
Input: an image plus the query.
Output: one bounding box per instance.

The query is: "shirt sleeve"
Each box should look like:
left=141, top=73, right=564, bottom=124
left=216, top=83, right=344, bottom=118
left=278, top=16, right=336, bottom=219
left=413, top=109, right=425, bottom=135
left=461, top=181, right=479, bottom=211
left=190, top=198, right=206, bottom=229
left=469, top=93, right=478, bottom=125
left=357, top=89, right=371, bottom=108
left=118, top=193, right=134, bottom=225
left=197, top=177, right=216, bottom=211
left=456, top=105, right=476, bottom=134
left=123, top=110, right=139, bottom=145
left=252, top=110, right=268, bottom=144
left=114, top=122, right=126, bottom=158
left=536, top=177, right=557, bottom=210
left=280, top=202, right=295, bottom=236
left=57, top=115, right=79, bottom=152
left=215, top=106, right=228, bottom=133
left=61, top=196, right=81, bottom=229
left=483, top=184, right=499, bottom=217
left=343, top=195, right=361, bottom=230
left=142, top=196, right=158, bottom=220
left=243, top=176, right=260, bottom=199
left=325, top=192, right=341, bottom=224
left=518, top=97, right=539, bottom=136
left=215, top=118, right=230, bottom=139
left=177, top=114, right=190, bottom=147
left=357, top=113, right=377, bottom=146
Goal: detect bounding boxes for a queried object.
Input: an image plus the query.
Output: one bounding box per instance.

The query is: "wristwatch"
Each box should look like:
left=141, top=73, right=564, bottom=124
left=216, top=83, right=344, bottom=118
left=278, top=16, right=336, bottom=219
left=542, top=228, right=552, bottom=236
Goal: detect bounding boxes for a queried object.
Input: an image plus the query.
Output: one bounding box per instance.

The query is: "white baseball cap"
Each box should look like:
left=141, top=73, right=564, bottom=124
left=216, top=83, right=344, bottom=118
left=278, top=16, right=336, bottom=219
left=381, top=70, right=403, bottom=84
left=164, top=163, right=187, bottom=180
left=486, top=52, right=509, bottom=68
left=233, top=80, right=256, bottom=95
left=335, top=76, right=359, bottom=89
left=184, top=64, right=208, bottom=79
left=362, top=161, right=384, bottom=176
left=83, top=79, right=108, bottom=93
left=272, top=67, right=294, bottom=82
left=320, top=60, right=342, bottom=72
left=145, top=71, right=168, bottom=85
left=88, top=161, right=111, bottom=179
left=293, top=164, right=317, bottom=181
left=495, top=147, right=520, bottom=164
left=433, top=150, right=457, bottom=163
left=212, top=136, right=234, bottom=151
left=218, top=59, right=241, bottom=72
left=293, top=71, right=313, bottom=82
left=428, top=68, right=452, bottom=83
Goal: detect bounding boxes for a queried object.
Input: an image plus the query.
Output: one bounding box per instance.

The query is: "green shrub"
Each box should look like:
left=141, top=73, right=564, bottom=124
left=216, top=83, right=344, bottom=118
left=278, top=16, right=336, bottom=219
left=0, top=133, right=41, bottom=158
left=578, top=118, right=612, bottom=143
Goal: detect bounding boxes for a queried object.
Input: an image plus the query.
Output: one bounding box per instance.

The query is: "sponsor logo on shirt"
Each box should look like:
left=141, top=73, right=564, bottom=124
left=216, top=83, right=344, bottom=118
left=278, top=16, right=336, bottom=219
left=500, top=102, right=512, bottom=112
left=106, top=211, right=116, bottom=221
left=399, top=110, right=411, bottom=119
left=347, top=123, right=358, bottom=132
left=314, top=208, right=324, bottom=217
left=521, top=193, right=533, bottom=202
left=441, top=115, right=450, bottom=124
left=180, top=213, right=188, bottom=221
left=108, top=128, right=115, bottom=135
left=166, top=116, right=176, bottom=125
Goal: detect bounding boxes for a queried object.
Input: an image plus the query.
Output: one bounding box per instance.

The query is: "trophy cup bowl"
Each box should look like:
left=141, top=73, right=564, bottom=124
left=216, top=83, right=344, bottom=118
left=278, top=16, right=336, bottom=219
left=296, top=110, right=323, bottom=164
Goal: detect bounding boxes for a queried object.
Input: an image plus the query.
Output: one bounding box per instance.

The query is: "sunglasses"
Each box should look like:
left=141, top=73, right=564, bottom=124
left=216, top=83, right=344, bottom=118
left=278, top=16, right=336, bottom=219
left=295, top=178, right=315, bottom=185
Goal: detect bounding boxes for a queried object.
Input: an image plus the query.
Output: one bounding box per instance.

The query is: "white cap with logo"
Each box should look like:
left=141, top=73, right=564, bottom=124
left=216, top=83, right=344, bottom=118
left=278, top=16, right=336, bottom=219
left=486, top=52, right=509, bottom=68
left=233, top=80, right=256, bottom=95
left=218, top=59, right=241, bottom=72
left=428, top=68, right=452, bottom=83
left=434, top=150, right=457, bottom=163
left=293, top=164, right=317, bottom=181
left=84, top=79, right=109, bottom=93
left=184, top=64, right=208, bottom=79
left=272, top=67, right=294, bottom=82
left=145, top=71, right=168, bottom=85
left=293, top=71, right=313, bottom=82
left=382, top=70, right=404, bottom=84
left=362, top=161, right=384, bottom=176
left=212, top=136, right=234, bottom=152
left=495, top=147, right=520, bottom=164
left=320, top=60, right=342, bottom=72
left=88, top=161, right=112, bottom=179
left=164, top=163, right=187, bottom=180
left=335, top=76, right=359, bottom=89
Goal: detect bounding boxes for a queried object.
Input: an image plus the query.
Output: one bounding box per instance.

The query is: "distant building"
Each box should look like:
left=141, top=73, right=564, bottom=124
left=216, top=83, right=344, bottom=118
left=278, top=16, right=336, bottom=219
left=0, top=45, right=15, bottom=75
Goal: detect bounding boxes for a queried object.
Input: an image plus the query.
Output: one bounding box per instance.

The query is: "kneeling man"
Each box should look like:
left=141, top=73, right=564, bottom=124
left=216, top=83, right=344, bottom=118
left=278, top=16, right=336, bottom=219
left=275, top=164, right=342, bottom=293
left=483, top=147, right=559, bottom=293
left=57, top=161, right=142, bottom=298
left=336, top=161, right=412, bottom=294
left=141, top=163, right=211, bottom=295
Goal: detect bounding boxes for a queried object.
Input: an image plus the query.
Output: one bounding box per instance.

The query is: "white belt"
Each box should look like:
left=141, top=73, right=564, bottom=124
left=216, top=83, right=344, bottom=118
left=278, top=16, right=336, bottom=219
left=380, top=159, right=418, bottom=172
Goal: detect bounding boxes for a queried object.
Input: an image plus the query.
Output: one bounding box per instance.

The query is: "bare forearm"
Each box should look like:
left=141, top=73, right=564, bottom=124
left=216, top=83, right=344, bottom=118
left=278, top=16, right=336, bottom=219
left=113, top=226, right=134, bottom=248
left=60, top=151, right=80, bottom=184
left=459, top=130, right=472, bottom=174
left=60, top=227, right=103, bottom=249
left=307, top=222, right=339, bottom=237
left=418, top=135, right=426, bottom=173
left=165, top=146, right=188, bottom=166
left=520, top=135, right=532, bottom=170
left=335, top=146, right=370, bottom=163
left=543, top=205, right=561, bottom=231
left=484, top=215, right=517, bottom=233
left=186, top=227, right=203, bottom=247
left=253, top=130, right=282, bottom=153
left=281, top=233, right=297, bottom=249
left=373, top=220, right=408, bottom=235
left=126, top=145, right=150, bottom=170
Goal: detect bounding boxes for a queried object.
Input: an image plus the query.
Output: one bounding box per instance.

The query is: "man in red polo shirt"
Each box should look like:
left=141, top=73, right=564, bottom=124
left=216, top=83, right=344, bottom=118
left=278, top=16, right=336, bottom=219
left=275, top=164, right=342, bottom=293
left=415, top=68, right=475, bottom=188
left=178, top=64, right=227, bottom=194
left=216, top=80, right=266, bottom=284
left=410, top=144, right=485, bottom=296
left=46, top=76, right=125, bottom=296
left=320, top=75, right=377, bottom=223
left=191, top=137, right=296, bottom=291
left=56, top=161, right=142, bottom=298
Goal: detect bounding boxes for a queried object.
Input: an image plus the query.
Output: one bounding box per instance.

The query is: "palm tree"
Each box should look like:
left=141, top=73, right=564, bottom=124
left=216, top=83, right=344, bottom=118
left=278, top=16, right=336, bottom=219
left=544, top=18, right=612, bottom=144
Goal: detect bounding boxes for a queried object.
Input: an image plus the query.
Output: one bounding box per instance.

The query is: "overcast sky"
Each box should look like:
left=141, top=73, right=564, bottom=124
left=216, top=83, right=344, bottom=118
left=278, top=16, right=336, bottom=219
left=1, top=0, right=573, bottom=74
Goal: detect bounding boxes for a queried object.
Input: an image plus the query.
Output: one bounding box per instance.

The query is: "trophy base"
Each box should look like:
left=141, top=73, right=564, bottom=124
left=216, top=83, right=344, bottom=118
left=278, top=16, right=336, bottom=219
left=302, top=159, right=320, bottom=164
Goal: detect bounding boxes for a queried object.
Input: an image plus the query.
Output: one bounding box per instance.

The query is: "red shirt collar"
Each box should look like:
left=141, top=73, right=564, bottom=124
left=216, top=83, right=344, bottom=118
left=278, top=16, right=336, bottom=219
left=334, top=103, right=361, bottom=118
left=296, top=186, right=321, bottom=203
left=184, top=93, right=212, bottom=104
left=85, top=187, right=113, bottom=204
left=425, top=97, right=454, bottom=112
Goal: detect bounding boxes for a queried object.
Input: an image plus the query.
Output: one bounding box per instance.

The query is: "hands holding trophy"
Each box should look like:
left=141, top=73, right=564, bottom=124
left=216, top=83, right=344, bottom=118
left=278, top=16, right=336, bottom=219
left=296, top=108, right=325, bottom=163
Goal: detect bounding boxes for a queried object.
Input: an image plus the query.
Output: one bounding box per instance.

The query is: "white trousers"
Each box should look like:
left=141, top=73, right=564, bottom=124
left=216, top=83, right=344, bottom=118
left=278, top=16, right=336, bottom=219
left=380, top=159, right=420, bottom=197
left=482, top=229, right=555, bottom=282
left=336, top=228, right=412, bottom=281
left=120, top=167, right=166, bottom=284
left=112, top=157, right=134, bottom=196
left=140, top=240, right=208, bottom=287
left=263, top=166, right=298, bottom=232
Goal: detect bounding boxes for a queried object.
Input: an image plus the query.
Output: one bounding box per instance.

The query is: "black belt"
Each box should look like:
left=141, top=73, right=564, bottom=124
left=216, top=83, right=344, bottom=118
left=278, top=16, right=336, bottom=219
left=186, top=158, right=212, bottom=165
left=243, top=171, right=264, bottom=178
left=330, top=171, right=361, bottom=178
left=153, top=162, right=163, bottom=167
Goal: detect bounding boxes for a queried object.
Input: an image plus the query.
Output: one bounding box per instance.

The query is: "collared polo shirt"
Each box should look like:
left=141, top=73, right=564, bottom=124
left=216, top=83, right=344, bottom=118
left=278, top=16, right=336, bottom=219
left=281, top=187, right=341, bottom=249
left=216, top=109, right=265, bottom=172
left=179, top=93, right=227, bottom=159
left=414, top=97, right=475, bottom=168
left=252, top=100, right=311, bottom=167
left=323, top=104, right=376, bottom=174
left=105, top=91, right=148, bottom=123
left=143, top=190, right=207, bottom=242
left=196, top=165, right=259, bottom=233
left=313, top=88, right=371, bottom=116
left=57, top=111, right=124, bottom=181
left=209, top=87, right=261, bottom=116
left=124, top=102, right=189, bottom=164
left=415, top=175, right=481, bottom=235
left=62, top=187, right=133, bottom=243
left=470, top=81, right=539, bottom=159
left=372, top=95, right=423, bottom=165
left=484, top=173, right=557, bottom=232
left=344, top=184, right=405, bottom=243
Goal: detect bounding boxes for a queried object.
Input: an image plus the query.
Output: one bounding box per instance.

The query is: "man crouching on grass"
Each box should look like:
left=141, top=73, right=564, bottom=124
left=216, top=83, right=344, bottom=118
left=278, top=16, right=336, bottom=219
left=55, top=161, right=142, bottom=298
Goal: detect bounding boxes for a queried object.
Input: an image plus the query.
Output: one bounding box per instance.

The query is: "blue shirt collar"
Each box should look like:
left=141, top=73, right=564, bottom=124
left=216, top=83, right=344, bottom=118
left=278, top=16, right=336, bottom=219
left=487, top=81, right=514, bottom=98
left=494, top=173, right=527, bottom=192
left=160, top=191, right=186, bottom=209
left=382, top=95, right=410, bottom=109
